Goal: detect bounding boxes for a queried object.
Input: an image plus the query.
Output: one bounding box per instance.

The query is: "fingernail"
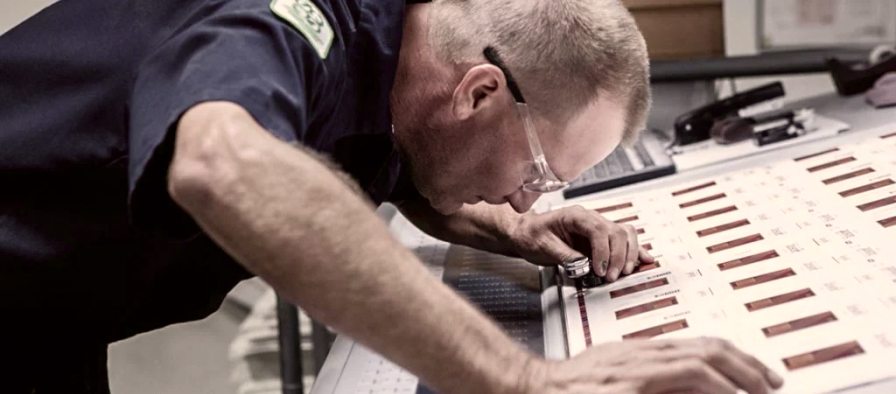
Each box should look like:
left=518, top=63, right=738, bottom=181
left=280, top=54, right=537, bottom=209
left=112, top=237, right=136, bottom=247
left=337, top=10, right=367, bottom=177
left=598, top=260, right=608, bottom=276
left=608, top=266, right=621, bottom=281
left=624, top=261, right=635, bottom=275
left=767, top=369, right=784, bottom=387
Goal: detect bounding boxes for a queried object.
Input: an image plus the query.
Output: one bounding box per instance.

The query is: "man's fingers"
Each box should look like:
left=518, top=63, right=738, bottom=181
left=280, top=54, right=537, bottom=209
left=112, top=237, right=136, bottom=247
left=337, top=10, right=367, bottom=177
left=639, top=246, right=656, bottom=263
left=606, top=227, right=628, bottom=282
left=724, top=342, right=785, bottom=389
left=623, top=225, right=640, bottom=276
left=590, top=236, right=610, bottom=277
left=672, top=338, right=773, bottom=394
left=640, top=359, right=738, bottom=394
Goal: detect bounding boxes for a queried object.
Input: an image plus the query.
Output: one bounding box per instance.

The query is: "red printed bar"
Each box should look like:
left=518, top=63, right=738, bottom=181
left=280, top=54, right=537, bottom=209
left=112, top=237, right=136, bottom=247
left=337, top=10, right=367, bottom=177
left=614, top=215, right=639, bottom=224
left=880, top=216, right=896, bottom=228
left=575, top=282, right=592, bottom=347
left=783, top=341, right=864, bottom=371
left=822, top=168, right=875, bottom=185
left=839, top=179, right=895, bottom=197
left=610, top=278, right=669, bottom=299
left=795, top=148, right=839, bottom=162
left=858, top=195, right=896, bottom=212
left=680, top=193, right=727, bottom=208
left=762, top=312, right=837, bottom=338
left=687, top=206, right=738, bottom=222
left=642, top=243, right=653, bottom=251
left=718, top=250, right=779, bottom=271
left=730, top=268, right=796, bottom=290
left=623, top=319, right=688, bottom=340
left=634, top=261, right=661, bottom=273
left=806, top=157, right=856, bottom=173
left=745, top=288, right=815, bottom=312
left=707, top=234, right=764, bottom=254
left=594, top=202, right=633, bottom=214
left=881, top=131, right=896, bottom=139
left=615, top=297, right=678, bottom=320
left=696, top=219, right=750, bottom=238
left=672, top=181, right=716, bottom=196
left=636, top=228, right=645, bottom=235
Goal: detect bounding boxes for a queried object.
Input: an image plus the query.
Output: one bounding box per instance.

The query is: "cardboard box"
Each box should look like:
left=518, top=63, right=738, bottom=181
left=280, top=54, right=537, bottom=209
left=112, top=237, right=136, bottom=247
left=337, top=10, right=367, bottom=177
left=623, top=0, right=725, bottom=60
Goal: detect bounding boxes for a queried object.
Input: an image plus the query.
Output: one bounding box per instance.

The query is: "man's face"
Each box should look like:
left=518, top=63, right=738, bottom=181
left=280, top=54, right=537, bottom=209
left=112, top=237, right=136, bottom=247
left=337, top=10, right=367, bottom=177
left=393, top=89, right=628, bottom=215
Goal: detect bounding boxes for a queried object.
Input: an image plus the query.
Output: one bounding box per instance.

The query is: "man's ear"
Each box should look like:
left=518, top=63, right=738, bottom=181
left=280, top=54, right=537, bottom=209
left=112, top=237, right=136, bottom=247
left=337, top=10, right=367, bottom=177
left=451, top=64, right=503, bottom=121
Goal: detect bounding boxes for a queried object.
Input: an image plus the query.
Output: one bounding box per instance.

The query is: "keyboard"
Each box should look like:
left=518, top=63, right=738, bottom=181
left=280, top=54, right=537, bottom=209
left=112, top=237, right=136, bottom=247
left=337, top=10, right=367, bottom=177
left=563, top=133, right=676, bottom=199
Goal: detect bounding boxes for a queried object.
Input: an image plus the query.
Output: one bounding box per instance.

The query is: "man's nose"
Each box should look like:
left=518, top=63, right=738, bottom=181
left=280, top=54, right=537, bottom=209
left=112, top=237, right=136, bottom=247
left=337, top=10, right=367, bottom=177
left=507, top=189, right=541, bottom=213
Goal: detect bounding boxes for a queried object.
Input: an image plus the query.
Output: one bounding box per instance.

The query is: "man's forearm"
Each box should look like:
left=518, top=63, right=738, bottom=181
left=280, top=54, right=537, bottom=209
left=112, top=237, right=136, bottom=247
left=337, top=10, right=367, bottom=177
left=167, top=102, right=542, bottom=394
left=398, top=198, right=522, bottom=257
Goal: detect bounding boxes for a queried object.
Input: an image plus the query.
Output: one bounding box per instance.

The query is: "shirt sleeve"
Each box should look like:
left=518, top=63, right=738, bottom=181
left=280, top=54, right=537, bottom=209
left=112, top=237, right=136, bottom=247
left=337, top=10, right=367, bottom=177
left=127, top=4, right=339, bottom=236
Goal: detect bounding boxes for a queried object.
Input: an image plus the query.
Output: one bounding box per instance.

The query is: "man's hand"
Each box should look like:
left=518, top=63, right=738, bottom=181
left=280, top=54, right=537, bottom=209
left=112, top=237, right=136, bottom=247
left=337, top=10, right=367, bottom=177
left=509, top=205, right=654, bottom=282
left=534, top=338, right=784, bottom=394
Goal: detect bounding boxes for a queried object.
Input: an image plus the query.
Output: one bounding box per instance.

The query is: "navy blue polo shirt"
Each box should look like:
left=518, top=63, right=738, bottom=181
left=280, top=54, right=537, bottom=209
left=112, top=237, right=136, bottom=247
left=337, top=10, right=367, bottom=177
left=0, top=0, right=408, bottom=351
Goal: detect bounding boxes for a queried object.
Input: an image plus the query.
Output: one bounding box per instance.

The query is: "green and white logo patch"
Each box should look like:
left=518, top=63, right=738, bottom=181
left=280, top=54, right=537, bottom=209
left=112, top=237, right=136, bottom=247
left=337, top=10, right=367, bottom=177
left=270, top=0, right=334, bottom=59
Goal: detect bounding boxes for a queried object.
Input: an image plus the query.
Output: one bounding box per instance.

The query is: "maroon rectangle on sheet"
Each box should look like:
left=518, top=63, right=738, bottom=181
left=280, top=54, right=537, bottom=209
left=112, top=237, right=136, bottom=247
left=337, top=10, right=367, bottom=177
left=881, top=131, right=896, bottom=139
left=806, top=157, right=856, bottom=173
left=672, top=181, right=717, bottom=196
left=610, top=278, right=669, bottom=299
left=623, top=319, right=689, bottom=340
left=839, top=179, right=895, bottom=197
left=762, top=312, right=838, bottom=338
left=730, top=268, right=796, bottom=290
left=642, top=243, right=653, bottom=251
left=615, top=297, right=678, bottom=320
left=858, top=195, right=896, bottom=212
left=574, top=282, right=592, bottom=347
left=795, top=148, right=839, bottom=162
left=614, top=215, right=639, bottom=224
left=679, top=193, right=727, bottom=209
left=697, top=219, right=751, bottom=237
left=594, top=202, right=633, bottom=214
left=822, top=168, right=875, bottom=185
left=880, top=216, right=896, bottom=228
left=745, top=288, right=815, bottom=312
left=718, top=250, right=779, bottom=271
left=687, top=206, right=738, bottom=222
left=636, top=228, right=646, bottom=235
left=707, top=234, right=764, bottom=254
left=783, top=341, right=864, bottom=371
left=634, top=261, right=661, bottom=273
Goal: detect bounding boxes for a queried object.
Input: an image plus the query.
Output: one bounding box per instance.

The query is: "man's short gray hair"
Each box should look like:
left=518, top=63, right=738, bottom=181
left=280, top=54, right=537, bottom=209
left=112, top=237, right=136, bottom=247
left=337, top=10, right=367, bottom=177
left=429, top=0, right=650, bottom=144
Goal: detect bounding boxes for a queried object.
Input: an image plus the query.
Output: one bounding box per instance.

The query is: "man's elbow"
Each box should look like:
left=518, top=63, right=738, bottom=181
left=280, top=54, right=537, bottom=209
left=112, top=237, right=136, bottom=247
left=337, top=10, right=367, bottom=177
left=167, top=102, right=251, bottom=215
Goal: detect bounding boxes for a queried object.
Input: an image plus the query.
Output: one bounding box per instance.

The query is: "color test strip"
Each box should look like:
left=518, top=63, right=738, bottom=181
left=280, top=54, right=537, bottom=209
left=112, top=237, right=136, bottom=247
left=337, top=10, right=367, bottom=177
left=858, top=195, right=896, bottom=212
left=822, top=168, right=875, bottom=185
left=622, top=319, right=688, bottom=340
left=696, top=219, right=750, bottom=237
left=672, top=181, right=717, bottom=196
left=730, top=268, right=796, bottom=290
left=575, top=282, right=592, bottom=347
left=614, top=215, right=639, bottom=224
left=615, top=297, right=678, bottom=320
left=839, top=179, right=895, bottom=197
left=783, top=341, right=864, bottom=371
left=795, top=148, right=839, bottom=162
left=687, top=206, right=738, bottom=222
left=880, top=216, right=896, bottom=228
left=707, top=234, right=764, bottom=254
left=610, top=278, right=669, bottom=299
left=636, top=228, right=645, bottom=235
left=680, top=193, right=727, bottom=208
left=634, top=261, right=661, bottom=273
left=718, top=250, right=779, bottom=271
left=881, top=131, right=896, bottom=139
left=806, top=157, right=856, bottom=173
left=642, top=243, right=652, bottom=251
left=745, top=288, right=815, bottom=312
left=594, top=202, right=633, bottom=214
left=762, top=312, right=837, bottom=338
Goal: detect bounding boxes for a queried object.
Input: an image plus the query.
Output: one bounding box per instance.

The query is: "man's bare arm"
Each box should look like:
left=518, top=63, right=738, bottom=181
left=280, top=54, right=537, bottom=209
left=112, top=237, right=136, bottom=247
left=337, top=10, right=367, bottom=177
left=166, top=102, right=542, bottom=394
left=397, top=197, right=522, bottom=256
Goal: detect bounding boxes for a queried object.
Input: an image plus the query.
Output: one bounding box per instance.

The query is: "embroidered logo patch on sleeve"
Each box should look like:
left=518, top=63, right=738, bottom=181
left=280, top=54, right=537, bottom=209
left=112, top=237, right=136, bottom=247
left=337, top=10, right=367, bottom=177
left=270, top=0, right=334, bottom=59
